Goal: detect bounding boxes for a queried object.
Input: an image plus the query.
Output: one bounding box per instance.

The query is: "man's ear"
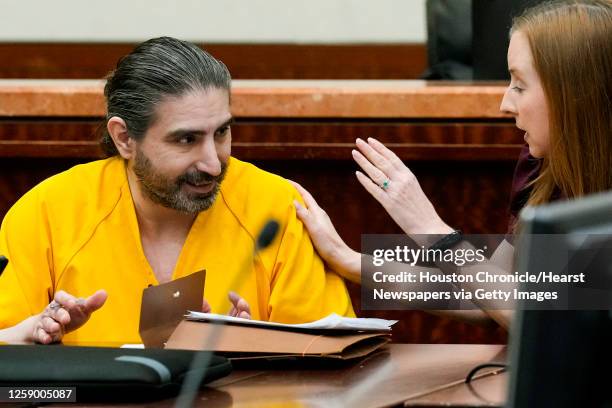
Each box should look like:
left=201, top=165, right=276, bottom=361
left=107, top=116, right=136, bottom=160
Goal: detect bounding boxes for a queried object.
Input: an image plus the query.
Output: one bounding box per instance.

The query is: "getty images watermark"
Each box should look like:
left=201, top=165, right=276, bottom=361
left=361, top=234, right=612, bottom=311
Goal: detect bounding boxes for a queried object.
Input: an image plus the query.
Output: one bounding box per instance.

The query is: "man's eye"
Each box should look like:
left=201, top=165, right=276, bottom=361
left=178, top=135, right=196, bottom=144
left=216, top=126, right=230, bottom=137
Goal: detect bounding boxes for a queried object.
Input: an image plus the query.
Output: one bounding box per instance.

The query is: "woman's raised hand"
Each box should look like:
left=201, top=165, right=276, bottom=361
left=352, top=137, right=453, bottom=242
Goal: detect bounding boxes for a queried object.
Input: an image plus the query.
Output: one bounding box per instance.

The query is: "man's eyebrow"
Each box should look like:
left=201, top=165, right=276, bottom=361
left=216, top=117, right=234, bottom=131
left=165, top=118, right=234, bottom=140
left=165, top=128, right=205, bottom=140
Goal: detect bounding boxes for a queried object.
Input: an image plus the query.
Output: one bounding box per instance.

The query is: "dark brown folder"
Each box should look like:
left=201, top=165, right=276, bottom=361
left=139, top=270, right=205, bottom=348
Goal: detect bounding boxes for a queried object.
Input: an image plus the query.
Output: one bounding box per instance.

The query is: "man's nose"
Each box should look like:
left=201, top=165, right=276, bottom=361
left=195, top=138, right=222, bottom=176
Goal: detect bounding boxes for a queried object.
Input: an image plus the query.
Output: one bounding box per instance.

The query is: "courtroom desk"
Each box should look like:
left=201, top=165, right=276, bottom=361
left=0, top=79, right=509, bottom=118
left=404, top=370, right=507, bottom=407
left=0, top=80, right=515, bottom=344
left=47, top=343, right=506, bottom=407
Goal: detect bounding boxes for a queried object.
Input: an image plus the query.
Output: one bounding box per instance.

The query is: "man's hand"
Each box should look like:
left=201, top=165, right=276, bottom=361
left=200, top=293, right=250, bottom=318
left=228, top=291, right=251, bottom=319
left=202, top=299, right=211, bottom=313
left=32, top=289, right=108, bottom=344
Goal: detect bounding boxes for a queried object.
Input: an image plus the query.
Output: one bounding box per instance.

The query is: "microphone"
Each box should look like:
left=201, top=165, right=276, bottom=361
left=256, top=220, right=280, bottom=251
left=175, top=219, right=280, bottom=407
left=0, top=256, right=7, bottom=277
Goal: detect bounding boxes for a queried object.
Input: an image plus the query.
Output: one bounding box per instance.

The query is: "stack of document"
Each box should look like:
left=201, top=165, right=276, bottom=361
left=185, top=312, right=397, bottom=331
left=165, top=313, right=398, bottom=361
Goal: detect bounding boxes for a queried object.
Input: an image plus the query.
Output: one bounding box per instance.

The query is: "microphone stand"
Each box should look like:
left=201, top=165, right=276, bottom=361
left=175, top=220, right=280, bottom=408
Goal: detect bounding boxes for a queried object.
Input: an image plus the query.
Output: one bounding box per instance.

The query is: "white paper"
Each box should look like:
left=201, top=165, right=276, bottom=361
left=120, top=343, right=145, bottom=349
left=185, top=312, right=397, bottom=332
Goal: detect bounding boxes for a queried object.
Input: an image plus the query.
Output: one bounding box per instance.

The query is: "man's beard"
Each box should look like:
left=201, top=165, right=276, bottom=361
left=133, top=149, right=228, bottom=214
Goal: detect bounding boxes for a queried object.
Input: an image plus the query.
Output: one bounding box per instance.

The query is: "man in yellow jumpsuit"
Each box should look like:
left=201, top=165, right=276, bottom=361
left=0, top=37, right=354, bottom=346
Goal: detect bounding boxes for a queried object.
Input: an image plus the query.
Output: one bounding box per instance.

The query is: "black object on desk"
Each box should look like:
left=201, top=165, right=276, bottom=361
left=509, top=190, right=612, bottom=408
left=0, top=345, right=232, bottom=402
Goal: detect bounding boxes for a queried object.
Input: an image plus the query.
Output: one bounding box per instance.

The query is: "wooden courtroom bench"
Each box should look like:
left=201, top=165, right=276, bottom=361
left=0, top=80, right=520, bottom=344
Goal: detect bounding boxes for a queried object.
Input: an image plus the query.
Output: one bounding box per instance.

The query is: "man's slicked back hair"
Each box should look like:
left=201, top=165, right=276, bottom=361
left=100, top=36, right=231, bottom=157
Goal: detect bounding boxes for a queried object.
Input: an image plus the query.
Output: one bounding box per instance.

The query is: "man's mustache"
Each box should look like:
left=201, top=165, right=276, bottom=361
left=178, top=165, right=227, bottom=185
left=179, top=171, right=217, bottom=184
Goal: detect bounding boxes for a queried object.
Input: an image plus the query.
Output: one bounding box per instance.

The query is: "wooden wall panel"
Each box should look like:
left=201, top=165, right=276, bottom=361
left=0, top=120, right=523, bottom=160
left=0, top=43, right=427, bottom=80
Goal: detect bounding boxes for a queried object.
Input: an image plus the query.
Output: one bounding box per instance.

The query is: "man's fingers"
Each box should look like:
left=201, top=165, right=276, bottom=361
left=41, top=316, right=62, bottom=335
left=44, top=302, right=71, bottom=326
left=54, top=290, right=78, bottom=309
left=202, top=299, right=211, bottom=313
left=237, top=311, right=251, bottom=319
left=32, top=316, right=61, bottom=345
left=48, top=289, right=107, bottom=336
left=228, top=291, right=243, bottom=307
left=35, top=327, right=52, bottom=344
left=54, top=308, right=71, bottom=326
left=236, top=298, right=251, bottom=314
left=228, top=305, right=250, bottom=319
left=228, top=292, right=250, bottom=317
left=83, top=289, right=108, bottom=313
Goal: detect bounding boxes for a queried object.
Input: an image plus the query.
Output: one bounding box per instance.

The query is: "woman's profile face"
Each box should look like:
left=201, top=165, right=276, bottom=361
left=500, top=31, right=550, bottom=158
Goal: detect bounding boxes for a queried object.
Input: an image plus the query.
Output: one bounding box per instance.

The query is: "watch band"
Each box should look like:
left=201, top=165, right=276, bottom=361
left=428, top=230, right=463, bottom=251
